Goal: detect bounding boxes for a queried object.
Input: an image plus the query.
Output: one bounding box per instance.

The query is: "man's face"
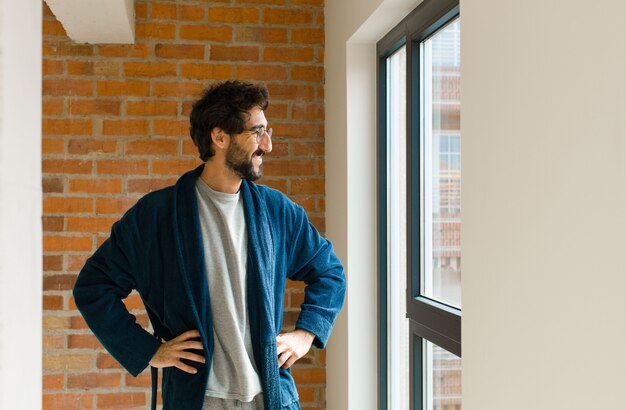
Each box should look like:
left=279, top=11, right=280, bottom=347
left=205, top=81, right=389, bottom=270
left=225, top=107, right=272, bottom=181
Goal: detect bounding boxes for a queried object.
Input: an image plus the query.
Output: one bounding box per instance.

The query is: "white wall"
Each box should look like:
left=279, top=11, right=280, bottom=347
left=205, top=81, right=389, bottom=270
left=0, top=0, right=42, bottom=408
left=462, top=1, right=626, bottom=409
left=326, top=0, right=626, bottom=409
left=325, top=1, right=422, bottom=409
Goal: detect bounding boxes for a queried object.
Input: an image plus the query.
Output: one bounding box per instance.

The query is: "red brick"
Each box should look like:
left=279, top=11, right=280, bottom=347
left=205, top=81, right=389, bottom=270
left=293, top=141, right=324, bottom=156
left=291, top=178, right=324, bottom=195
left=43, top=19, right=67, bottom=36
left=43, top=255, right=64, bottom=271
left=43, top=235, right=93, bottom=252
left=208, top=7, right=259, bottom=23
left=43, top=295, right=64, bottom=310
left=263, top=160, right=315, bottom=176
left=236, top=64, right=288, bottom=81
left=97, top=353, right=123, bottom=369
left=43, top=315, right=71, bottom=330
left=210, top=45, right=259, bottom=61
left=68, top=334, right=103, bottom=349
left=68, top=372, right=120, bottom=389
left=43, top=274, right=77, bottom=291
left=155, top=44, right=205, bottom=60
left=272, top=122, right=318, bottom=138
left=70, top=178, right=123, bottom=194
left=97, top=392, right=146, bottom=408
left=236, top=27, right=288, bottom=43
left=43, top=41, right=94, bottom=57
left=264, top=46, right=314, bottom=63
left=67, top=61, right=94, bottom=76
left=122, top=294, right=145, bottom=311
left=235, top=0, right=286, bottom=4
left=127, top=100, right=178, bottom=117
left=265, top=103, right=289, bottom=120
left=127, top=178, right=177, bottom=194
left=151, top=3, right=176, bottom=20
left=43, top=118, right=93, bottom=136
left=152, top=159, right=201, bottom=175
left=42, top=138, right=65, bottom=154
left=70, top=315, right=89, bottom=329
left=179, top=5, right=206, bottom=21
left=292, top=0, right=323, bottom=5
left=267, top=84, right=314, bottom=100
left=266, top=140, right=288, bottom=157
left=292, top=103, right=324, bottom=120
left=125, top=138, right=179, bottom=155
left=297, top=386, right=315, bottom=402
left=291, top=66, right=324, bottom=82
left=68, top=255, right=90, bottom=272
left=124, top=62, right=177, bottom=78
left=67, top=216, right=119, bottom=233
left=153, top=120, right=188, bottom=137
left=43, top=216, right=64, bottom=232
left=43, top=98, right=65, bottom=115
left=42, top=393, right=92, bottom=410
left=153, top=82, right=205, bottom=98
left=69, top=99, right=121, bottom=116
left=43, top=60, right=64, bottom=76
left=180, top=25, right=232, bottom=42
left=125, top=373, right=151, bottom=388
left=263, top=9, right=312, bottom=24
left=135, top=2, right=148, bottom=18
left=43, top=159, right=93, bottom=174
left=43, top=79, right=93, bottom=97
left=43, top=373, right=65, bottom=390
left=44, top=353, right=93, bottom=370
left=96, top=197, right=138, bottom=214
left=316, top=9, right=324, bottom=24
left=292, top=28, right=324, bottom=45
left=96, top=159, right=149, bottom=175
left=97, top=44, right=149, bottom=58
left=97, top=80, right=150, bottom=97
left=136, top=23, right=176, bottom=39
left=292, top=367, right=325, bottom=384
left=259, top=179, right=288, bottom=192
left=292, top=196, right=315, bottom=213
left=182, top=138, right=199, bottom=155
left=180, top=63, right=232, bottom=80
left=102, top=120, right=150, bottom=136
left=67, top=139, right=118, bottom=155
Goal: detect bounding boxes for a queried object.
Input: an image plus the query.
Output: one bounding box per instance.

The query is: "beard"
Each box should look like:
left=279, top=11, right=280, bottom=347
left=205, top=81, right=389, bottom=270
left=225, top=138, right=264, bottom=181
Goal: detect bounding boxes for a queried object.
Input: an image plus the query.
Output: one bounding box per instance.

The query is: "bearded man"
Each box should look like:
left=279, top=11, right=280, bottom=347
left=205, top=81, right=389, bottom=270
left=73, top=80, right=346, bottom=410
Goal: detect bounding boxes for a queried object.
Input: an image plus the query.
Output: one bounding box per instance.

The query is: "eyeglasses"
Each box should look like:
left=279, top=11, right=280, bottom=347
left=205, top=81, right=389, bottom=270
left=248, top=127, right=273, bottom=144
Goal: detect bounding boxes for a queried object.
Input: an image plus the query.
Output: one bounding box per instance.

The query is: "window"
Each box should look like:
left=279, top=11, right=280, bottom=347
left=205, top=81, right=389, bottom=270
left=378, top=1, right=461, bottom=409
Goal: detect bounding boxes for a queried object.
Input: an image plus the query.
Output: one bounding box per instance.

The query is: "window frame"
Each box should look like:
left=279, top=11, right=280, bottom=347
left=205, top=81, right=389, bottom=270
left=377, top=0, right=461, bottom=409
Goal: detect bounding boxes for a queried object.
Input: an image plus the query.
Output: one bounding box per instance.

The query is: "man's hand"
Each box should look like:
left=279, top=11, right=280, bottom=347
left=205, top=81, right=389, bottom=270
left=149, top=329, right=205, bottom=374
left=276, top=329, right=315, bottom=369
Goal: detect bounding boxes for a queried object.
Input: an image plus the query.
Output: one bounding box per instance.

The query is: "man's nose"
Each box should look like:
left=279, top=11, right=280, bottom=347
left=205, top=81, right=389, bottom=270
left=259, top=132, right=272, bottom=153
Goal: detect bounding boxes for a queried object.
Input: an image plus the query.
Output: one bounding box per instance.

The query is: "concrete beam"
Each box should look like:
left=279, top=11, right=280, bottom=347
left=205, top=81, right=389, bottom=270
left=44, top=0, right=134, bottom=44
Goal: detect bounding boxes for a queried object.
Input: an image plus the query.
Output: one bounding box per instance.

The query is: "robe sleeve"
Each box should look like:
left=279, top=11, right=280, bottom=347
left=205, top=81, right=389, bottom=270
left=73, top=209, right=161, bottom=377
left=285, top=203, right=346, bottom=349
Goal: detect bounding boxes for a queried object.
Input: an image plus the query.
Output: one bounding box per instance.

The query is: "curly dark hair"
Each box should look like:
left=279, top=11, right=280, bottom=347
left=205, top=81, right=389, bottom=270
left=189, top=81, right=269, bottom=161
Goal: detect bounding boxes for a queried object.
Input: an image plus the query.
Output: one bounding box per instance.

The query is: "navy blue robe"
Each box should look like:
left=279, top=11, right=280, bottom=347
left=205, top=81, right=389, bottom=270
left=73, top=164, right=346, bottom=410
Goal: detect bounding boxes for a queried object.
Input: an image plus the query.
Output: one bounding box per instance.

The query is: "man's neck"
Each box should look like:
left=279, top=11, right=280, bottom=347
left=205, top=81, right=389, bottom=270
left=200, top=159, right=243, bottom=194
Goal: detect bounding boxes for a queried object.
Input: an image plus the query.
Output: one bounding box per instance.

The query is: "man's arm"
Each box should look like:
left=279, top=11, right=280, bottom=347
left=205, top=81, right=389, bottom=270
left=73, top=213, right=162, bottom=376
left=277, top=202, right=346, bottom=368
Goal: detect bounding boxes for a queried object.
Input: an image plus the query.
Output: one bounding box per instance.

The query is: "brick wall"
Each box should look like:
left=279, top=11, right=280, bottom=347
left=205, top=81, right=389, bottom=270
left=42, top=0, right=326, bottom=408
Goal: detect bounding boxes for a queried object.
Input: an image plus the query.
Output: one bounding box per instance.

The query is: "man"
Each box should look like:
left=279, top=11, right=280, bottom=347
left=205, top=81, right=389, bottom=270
left=73, top=81, right=346, bottom=410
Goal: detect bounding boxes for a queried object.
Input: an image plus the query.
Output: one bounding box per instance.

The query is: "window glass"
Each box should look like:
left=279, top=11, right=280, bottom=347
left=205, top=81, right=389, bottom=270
left=421, top=17, right=462, bottom=309
left=425, top=340, right=462, bottom=410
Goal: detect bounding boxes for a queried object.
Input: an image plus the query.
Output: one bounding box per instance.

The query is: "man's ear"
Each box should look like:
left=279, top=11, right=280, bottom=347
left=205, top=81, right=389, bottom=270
left=210, top=127, right=229, bottom=150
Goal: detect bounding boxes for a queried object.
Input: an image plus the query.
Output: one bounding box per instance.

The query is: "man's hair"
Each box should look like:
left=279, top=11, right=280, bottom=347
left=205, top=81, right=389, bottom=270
left=189, top=80, right=269, bottom=161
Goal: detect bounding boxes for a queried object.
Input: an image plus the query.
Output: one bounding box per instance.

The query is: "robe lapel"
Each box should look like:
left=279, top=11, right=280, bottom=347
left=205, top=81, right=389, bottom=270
left=171, top=165, right=212, bottom=347
left=241, top=180, right=281, bottom=409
